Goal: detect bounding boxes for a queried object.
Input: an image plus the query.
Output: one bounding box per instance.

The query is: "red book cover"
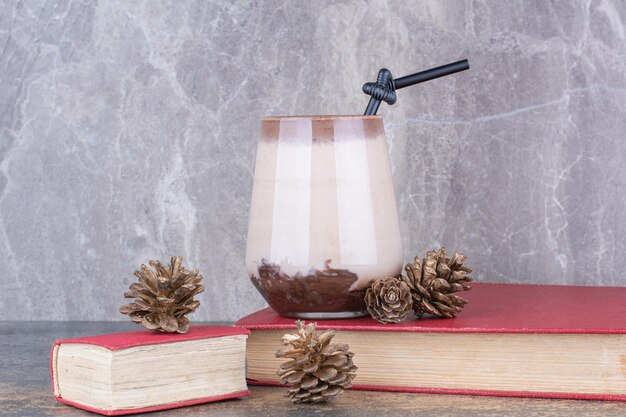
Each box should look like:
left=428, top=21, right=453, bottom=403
left=51, top=325, right=250, bottom=416
left=237, top=282, right=626, bottom=401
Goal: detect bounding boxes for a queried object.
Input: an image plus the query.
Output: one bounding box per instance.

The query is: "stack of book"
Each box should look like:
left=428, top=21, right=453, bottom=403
left=51, top=282, right=626, bottom=416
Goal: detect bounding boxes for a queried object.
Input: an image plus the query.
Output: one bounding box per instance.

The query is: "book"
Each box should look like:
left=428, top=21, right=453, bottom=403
left=236, top=282, right=626, bottom=401
left=50, top=325, right=250, bottom=416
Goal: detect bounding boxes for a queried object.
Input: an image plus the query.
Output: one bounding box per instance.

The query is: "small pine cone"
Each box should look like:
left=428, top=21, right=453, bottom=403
left=364, top=277, right=413, bottom=324
left=276, top=321, right=357, bottom=404
left=401, top=247, right=472, bottom=318
left=119, top=256, right=204, bottom=333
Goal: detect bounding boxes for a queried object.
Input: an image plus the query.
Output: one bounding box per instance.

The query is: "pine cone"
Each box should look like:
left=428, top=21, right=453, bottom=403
left=119, top=256, right=204, bottom=333
left=401, top=247, right=472, bottom=318
left=364, top=277, right=413, bottom=324
left=276, top=321, right=357, bottom=404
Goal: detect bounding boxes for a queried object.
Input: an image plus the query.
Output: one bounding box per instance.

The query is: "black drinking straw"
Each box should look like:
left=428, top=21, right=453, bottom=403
left=363, top=59, right=470, bottom=115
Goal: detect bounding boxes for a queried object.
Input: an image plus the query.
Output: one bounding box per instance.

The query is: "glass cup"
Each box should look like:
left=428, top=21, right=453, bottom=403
left=246, top=115, right=403, bottom=318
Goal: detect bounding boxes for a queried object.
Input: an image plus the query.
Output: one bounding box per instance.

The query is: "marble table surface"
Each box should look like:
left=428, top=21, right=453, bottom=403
left=1, top=321, right=625, bottom=417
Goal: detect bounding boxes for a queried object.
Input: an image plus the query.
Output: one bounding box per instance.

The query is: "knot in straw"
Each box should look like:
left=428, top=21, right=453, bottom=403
left=362, top=68, right=396, bottom=105
left=361, top=60, right=469, bottom=115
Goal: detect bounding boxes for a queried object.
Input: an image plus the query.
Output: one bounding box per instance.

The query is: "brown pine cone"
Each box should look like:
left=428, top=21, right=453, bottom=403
left=276, top=321, right=357, bottom=404
left=401, top=247, right=472, bottom=318
left=364, top=277, right=413, bottom=324
left=119, top=256, right=204, bottom=333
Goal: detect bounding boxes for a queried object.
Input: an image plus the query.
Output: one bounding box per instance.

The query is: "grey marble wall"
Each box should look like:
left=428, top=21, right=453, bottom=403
left=1, top=1, right=625, bottom=321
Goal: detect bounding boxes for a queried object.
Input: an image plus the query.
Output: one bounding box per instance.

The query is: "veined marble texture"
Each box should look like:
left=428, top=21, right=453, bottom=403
left=0, top=1, right=624, bottom=320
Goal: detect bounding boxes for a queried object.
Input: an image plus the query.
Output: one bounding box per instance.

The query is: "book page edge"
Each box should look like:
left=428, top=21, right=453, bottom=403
left=52, top=344, right=60, bottom=397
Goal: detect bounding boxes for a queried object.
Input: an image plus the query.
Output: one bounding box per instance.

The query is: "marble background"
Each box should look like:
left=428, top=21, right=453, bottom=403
left=1, top=1, right=625, bottom=321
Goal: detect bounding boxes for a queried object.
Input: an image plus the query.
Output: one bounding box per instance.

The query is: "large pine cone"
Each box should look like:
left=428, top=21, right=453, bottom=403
left=364, top=277, right=413, bottom=324
left=401, top=248, right=472, bottom=318
left=119, top=256, right=204, bottom=333
left=276, top=321, right=357, bottom=403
